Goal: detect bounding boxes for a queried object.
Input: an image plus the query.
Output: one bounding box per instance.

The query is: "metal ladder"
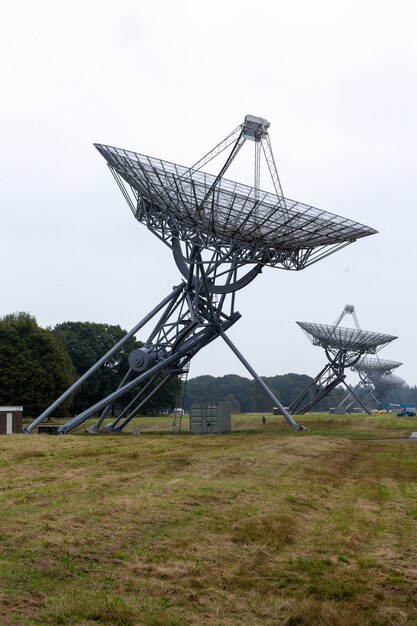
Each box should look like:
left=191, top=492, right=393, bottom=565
left=171, top=365, right=190, bottom=434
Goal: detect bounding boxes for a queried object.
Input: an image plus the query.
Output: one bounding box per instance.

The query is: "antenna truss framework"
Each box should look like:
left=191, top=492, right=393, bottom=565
left=25, top=116, right=377, bottom=434
left=353, top=357, right=403, bottom=374
left=93, top=144, right=377, bottom=273
left=338, top=357, right=403, bottom=413
left=373, top=372, right=406, bottom=405
left=289, top=305, right=397, bottom=415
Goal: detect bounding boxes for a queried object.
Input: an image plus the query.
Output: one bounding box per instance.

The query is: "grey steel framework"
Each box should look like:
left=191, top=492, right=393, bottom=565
left=339, top=357, right=402, bottom=412
left=289, top=305, right=397, bottom=415
left=25, top=115, right=377, bottom=434
left=373, top=372, right=406, bottom=405
left=353, top=357, right=403, bottom=375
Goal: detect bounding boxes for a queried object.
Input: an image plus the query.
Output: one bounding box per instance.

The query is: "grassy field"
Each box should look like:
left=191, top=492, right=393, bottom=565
left=1, top=413, right=417, bottom=625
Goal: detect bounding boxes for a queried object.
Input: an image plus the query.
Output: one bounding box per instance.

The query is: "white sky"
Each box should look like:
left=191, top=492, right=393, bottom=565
left=1, top=0, right=416, bottom=387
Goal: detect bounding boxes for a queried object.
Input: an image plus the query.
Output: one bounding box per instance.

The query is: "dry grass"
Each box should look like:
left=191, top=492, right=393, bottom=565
left=0, top=413, right=417, bottom=625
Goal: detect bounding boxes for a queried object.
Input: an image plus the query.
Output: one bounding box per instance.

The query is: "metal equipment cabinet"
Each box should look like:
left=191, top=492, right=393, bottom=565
left=190, top=402, right=231, bottom=434
left=0, top=407, right=23, bottom=434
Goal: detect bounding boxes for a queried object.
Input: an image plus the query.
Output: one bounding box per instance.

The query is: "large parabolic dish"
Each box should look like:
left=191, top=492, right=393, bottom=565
left=25, top=116, right=378, bottom=435
left=375, top=373, right=406, bottom=388
left=296, top=322, right=397, bottom=355
left=94, top=144, right=377, bottom=271
left=352, top=357, right=402, bottom=374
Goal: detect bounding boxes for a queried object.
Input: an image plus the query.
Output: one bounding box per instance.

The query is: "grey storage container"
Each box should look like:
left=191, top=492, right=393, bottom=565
left=190, top=402, right=231, bottom=434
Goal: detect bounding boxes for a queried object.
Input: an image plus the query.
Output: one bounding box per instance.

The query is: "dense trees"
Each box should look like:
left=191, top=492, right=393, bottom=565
left=53, top=321, right=181, bottom=415
left=0, top=315, right=180, bottom=418
left=380, top=384, right=417, bottom=408
left=184, top=373, right=416, bottom=413
left=185, top=373, right=349, bottom=412
left=0, top=313, right=75, bottom=416
left=53, top=321, right=142, bottom=414
left=1, top=312, right=414, bottom=418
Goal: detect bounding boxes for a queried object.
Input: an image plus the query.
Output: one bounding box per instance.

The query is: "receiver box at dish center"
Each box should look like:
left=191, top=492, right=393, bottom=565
left=190, top=402, right=232, bottom=434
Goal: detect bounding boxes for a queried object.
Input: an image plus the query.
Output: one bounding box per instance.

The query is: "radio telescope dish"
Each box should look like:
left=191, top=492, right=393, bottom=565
left=296, top=322, right=397, bottom=355
left=339, top=357, right=403, bottom=413
left=25, top=117, right=377, bottom=435
left=289, top=305, right=397, bottom=415
left=372, top=372, right=406, bottom=407
left=352, top=357, right=402, bottom=374
left=376, top=373, right=406, bottom=388
left=94, top=144, right=377, bottom=272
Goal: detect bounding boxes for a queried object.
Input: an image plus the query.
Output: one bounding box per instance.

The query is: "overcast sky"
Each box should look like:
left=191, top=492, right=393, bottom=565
left=1, top=0, right=416, bottom=388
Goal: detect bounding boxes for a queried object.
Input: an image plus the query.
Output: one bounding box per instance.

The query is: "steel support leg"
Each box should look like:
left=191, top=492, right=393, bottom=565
left=220, top=331, right=304, bottom=431
left=104, top=373, right=161, bottom=431
left=339, top=379, right=371, bottom=415
left=289, top=363, right=331, bottom=414
left=57, top=321, right=231, bottom=434
left=56, top=350, right=188, bottom=434
left=88, top=367, right=134, bottom=432
left=113, top=373, right=177, bottom=431
left=292, top=375, right=343, bottom=415
left=24, top=284, right=184, bottom=434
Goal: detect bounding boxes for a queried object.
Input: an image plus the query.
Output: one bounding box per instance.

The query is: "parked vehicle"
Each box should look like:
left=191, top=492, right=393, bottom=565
left=397, top=407, right=416, bottom=417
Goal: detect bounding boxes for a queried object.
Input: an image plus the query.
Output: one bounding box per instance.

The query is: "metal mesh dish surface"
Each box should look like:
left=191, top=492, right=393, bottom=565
left=375, top=373, right=406, bottom=388
left=352, top=357, right=402, bottom=373
left=297, top=322, right=397, bottom=353
left=94, top=144, right=377, bottom=253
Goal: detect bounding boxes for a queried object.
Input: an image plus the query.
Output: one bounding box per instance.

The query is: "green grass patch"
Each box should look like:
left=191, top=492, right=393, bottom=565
left=2, top=412, right=417, bottom=624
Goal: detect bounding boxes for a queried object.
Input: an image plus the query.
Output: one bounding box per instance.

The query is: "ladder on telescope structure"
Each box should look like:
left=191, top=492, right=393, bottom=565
left=172, top=366, right=190, bottom=434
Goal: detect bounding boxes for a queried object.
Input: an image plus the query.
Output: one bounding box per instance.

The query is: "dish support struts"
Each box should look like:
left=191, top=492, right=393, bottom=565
left=25, top=116, right=377, bottom=434
left=289, top=305, right=397, bottom=415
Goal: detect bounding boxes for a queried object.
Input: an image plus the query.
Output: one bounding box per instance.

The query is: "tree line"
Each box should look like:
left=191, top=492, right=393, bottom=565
left=0, top=312, right=179, bottom=417
left=185, top=374, right=417, bottom=412
left=1, top=312, right=415, bottom=417
left=184, top=373, right=346, bottom=412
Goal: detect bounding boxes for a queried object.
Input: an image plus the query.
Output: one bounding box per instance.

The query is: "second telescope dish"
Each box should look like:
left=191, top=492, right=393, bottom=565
left=352, top=357, right=402, bottom=373
left=296, top=322, right=397, bottom=354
